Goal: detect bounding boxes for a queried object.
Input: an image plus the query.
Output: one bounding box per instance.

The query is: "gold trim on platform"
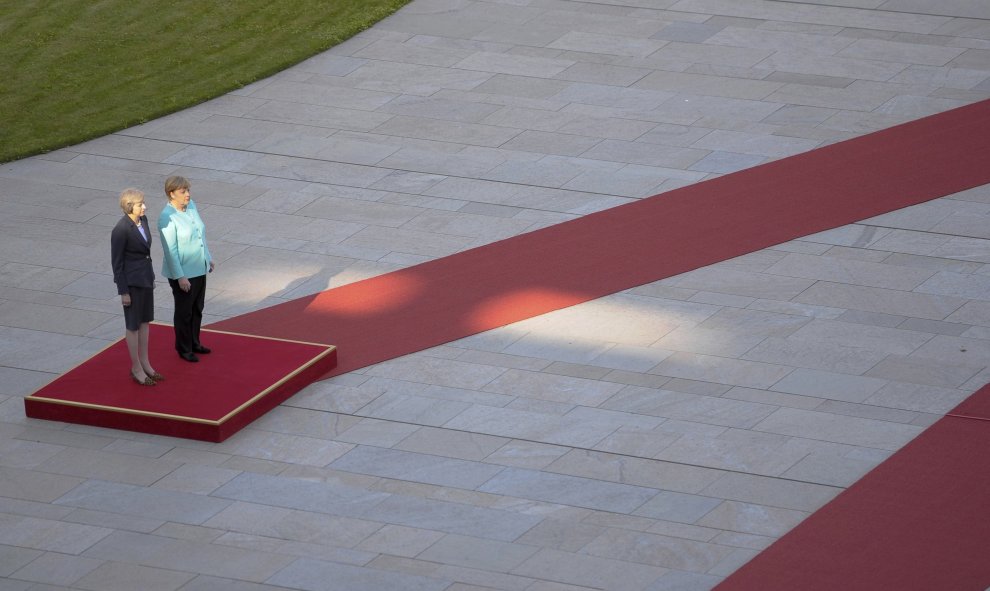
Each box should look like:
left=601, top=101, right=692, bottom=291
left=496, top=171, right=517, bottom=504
left=216, top=346, right=336, bottom=424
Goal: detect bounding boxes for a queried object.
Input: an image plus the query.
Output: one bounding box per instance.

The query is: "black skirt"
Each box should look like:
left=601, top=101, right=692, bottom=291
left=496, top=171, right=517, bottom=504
left=123, top=285, right=154, bottom=331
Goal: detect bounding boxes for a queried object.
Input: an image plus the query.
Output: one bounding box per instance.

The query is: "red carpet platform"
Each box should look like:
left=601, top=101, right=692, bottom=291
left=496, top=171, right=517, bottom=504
left=24, top=323, right=336, bottom=442
left=714, top=383, right=990, bottom=591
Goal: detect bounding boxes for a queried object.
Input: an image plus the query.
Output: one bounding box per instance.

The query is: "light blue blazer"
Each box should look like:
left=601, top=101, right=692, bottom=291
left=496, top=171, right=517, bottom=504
left=158, top=200, right=212, bottom=280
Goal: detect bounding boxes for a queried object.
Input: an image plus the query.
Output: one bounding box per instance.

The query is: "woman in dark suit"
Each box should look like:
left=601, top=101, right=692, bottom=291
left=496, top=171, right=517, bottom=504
left=111, top=188, right=162, bottom=386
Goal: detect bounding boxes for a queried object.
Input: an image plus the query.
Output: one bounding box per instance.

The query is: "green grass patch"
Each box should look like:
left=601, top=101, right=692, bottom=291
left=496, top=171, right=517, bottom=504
left=0, top=0, right=410, bottom=163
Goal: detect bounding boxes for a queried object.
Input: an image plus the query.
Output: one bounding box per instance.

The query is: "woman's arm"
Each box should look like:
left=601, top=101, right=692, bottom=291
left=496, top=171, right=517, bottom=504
left=158, top=209, right=185, bottom=279
left=110, top=220, right=129, bottom=296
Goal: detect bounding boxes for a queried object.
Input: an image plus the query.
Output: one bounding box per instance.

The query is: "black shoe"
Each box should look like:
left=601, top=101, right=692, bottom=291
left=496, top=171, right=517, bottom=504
left=192, top=345, right=211, bottom=354
left=179, top=352, right=199, bottom=362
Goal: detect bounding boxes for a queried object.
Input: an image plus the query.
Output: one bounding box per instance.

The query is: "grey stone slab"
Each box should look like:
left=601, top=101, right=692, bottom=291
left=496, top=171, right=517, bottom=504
left=245, top=101, right=394, bottom=131
left=554, top=82, right=673, bottom=111
left=708, top=26, right=856, bottom=55
left=555, top=62, right=652, bottom=87
left=270, top=557, right=449, bottom=591
left=478, top=467, right=658, bottom=513
left=366, top=355, right=507, bottom=390
left=483, top=369, right=623, bottom=407
left=916, top=270, right=990, bottom=299
left=355, top=524, right=444, bottom=558
left=353, top=40, right=473, bottom=68
left=81, top=530, right=293, bottom=582
left=336, top=417, right=422, bottom=447
left=361, top=494, right=541, bottom=542
left=538, top=7, right=668, bottom=37
left=453, top=52, right=575, bottom=78
left=794, top=281, right=967, bottom=320
left=73, top=561, right=194, bottom=591
left=753, top=407, right=923, bottom=450
left=863, top=381, right=973, bottom=414
left=653, top=22, right=725, bottom=43
left=548, top=31, right=667, bottom=58
left=675, top=0, right=949, bottom=34
left=632, top=491, right=722, bottom=524
left=358, top=392, right=471, bottom=426
left=211, top=473, right=390, bottom=518
left=546, top=449, right=723, bottom=495
left=393, top=427, right=509, bottom=461
left=649, top=352, right=793, bottom=390
left=837, top=38, right=966, bottom=66
left=205, top=427, right=354, bottom=467
left=511, top=548, right=667, bottom=591
left=0, top=514, right=111, bottom=554
left=743, top=336, right=889, bottom=375
left=0, top=467, right=82, bottom=502
left=0, top=301, right=113, bottom=340
left=653, top=433, right=810, bottom=477
left=864, top=354, right=982, bottom=388
left=581, top=140, right=709, bottom=168
left=772, top=368, right=887, bottom=403
left=651, top=40, right=772, bottom=68
left=484, top=440, right=571, bottom=470
left=582, top=528, right=735, bottom=572
left=239, top=154, right=393, bottom=188
left=691, top=129, right=819, bottom=158
left=766, top=252, right=936, bottom=290
left=700, top=472, right=839, bottom=512
left=202, top=501, right=380, bottom=548
left=373, top=115, right=522, bottom=147
left=249, top=406, right=361, bottom=440
left=34, top=448, right=180, bottom=486
left=54, top=480, right=231, bottom=525
left=443, top=405, right=617, bottom=449
left=378, top=95, right=502, bottom=123
left=331, top=446, right=504, bottom=489
left=494, top=130, right=600, bottom=157
left=671, top=267, right=815, bottom=300
left=696, top=500, right=807, bottom=537
left=637, top=71, right=781, bottom=101
left=653, top=326, right=765, bottom=358
left=8, top=551, right=103, bottom=587
left=787, top=319, right=933, bottom=355
left=0, top=545, right=44, bottom=578
left=646, top=569, right=723, bottom=591
left=418, top=533, right=539, bottom=572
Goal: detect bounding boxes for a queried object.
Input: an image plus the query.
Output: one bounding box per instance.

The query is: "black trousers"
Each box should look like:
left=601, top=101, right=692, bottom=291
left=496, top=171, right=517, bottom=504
left=169, top=275, right=206, bottom=355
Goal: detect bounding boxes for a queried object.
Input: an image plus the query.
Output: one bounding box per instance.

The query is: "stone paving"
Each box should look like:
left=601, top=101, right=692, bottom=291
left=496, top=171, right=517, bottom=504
left=2, top=0, right=990, bottom=589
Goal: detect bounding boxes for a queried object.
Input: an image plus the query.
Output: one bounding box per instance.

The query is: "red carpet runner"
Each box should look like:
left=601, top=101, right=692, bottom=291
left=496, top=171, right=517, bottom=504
left=213, top=99, right=990, bottom=378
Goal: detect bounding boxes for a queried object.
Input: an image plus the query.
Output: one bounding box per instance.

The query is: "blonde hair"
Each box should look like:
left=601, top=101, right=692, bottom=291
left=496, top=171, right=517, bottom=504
left=119, top=188, right=145, bottom=215
left=164, top=175, right=190, bottom=197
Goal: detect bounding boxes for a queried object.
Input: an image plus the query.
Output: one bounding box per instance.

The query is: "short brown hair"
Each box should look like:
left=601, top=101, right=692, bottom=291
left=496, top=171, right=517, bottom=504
left=164, top=175, right=190, bottom=197
left=119, top=188, right=145, bottom=215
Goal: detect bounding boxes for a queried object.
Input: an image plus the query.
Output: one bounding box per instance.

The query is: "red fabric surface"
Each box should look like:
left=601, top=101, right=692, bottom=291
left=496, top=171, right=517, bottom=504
left=212, top=99, right=990, bottom=378
left=715, top=387, right=990, bottom=591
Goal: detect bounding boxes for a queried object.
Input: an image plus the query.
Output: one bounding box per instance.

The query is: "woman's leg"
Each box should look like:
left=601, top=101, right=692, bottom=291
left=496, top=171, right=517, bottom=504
left=169, top=278, right=194, bottom=355
left=189, top=275, right=207, bottom=349
left=138, top=322, right=156, bottom=376
left=125, top=329, right=147, bottom=380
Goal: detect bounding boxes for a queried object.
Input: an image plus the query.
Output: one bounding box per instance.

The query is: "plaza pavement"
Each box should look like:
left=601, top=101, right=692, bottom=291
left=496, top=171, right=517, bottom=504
left=2, top=0, right=989, bottom=589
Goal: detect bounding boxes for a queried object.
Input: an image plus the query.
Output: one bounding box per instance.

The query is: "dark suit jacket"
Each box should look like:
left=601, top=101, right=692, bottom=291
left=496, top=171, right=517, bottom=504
left=110, top=214, right=156, bottom=295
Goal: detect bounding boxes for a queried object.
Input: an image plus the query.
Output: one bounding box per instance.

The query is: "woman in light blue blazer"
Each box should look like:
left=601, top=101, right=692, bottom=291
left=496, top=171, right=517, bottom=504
left=159, top=175, right=214, bottom=362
